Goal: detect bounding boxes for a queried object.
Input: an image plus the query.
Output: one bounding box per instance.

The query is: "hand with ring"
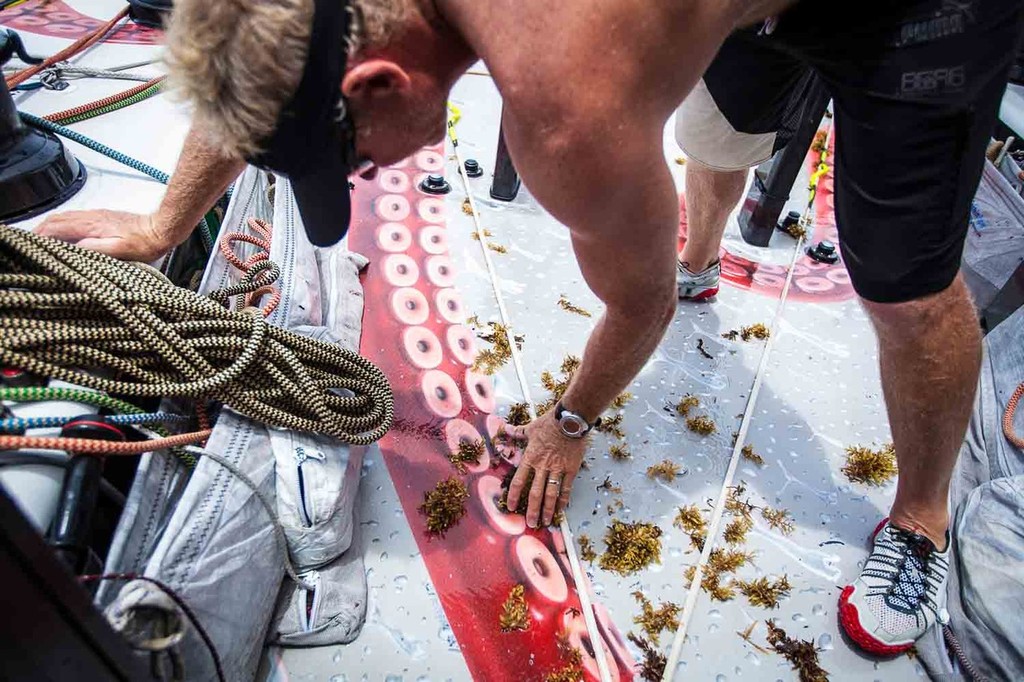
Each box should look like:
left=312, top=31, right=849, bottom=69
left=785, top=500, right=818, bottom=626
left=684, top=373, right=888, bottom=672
left=504, top=409, right=588, bottom=528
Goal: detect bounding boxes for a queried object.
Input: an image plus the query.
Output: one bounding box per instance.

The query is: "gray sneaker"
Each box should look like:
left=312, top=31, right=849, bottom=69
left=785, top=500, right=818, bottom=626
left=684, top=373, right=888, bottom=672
left=677, top=260, right=720, bottom=301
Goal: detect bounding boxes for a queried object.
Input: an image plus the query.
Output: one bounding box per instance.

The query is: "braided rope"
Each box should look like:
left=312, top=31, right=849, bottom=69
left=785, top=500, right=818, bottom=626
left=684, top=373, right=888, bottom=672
left=1004, top=382, right=1024, bottom=450
left=0, top=386, right=197, bottom=468
left=45, top=78, right=165, bottom=126
left=0, top=430, right=210, bottom=454
left=0, top=386, right=148, bottom=414
left=211, top=218, right=281, bottom=316
left=0, top=225, right=394, bottom=444
left=0, top=411, right=189, bottom=433
left=46, top=65, right=155, bottom=82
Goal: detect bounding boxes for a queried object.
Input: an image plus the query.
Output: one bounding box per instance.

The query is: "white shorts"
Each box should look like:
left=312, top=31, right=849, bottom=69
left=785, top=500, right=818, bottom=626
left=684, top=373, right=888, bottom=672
left=674, top=78, right=777, bottom=172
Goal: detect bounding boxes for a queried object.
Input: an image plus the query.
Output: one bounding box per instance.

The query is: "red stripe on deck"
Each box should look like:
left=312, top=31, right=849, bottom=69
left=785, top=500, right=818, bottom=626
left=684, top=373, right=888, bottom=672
left=349, top=149, right=632, bottom=681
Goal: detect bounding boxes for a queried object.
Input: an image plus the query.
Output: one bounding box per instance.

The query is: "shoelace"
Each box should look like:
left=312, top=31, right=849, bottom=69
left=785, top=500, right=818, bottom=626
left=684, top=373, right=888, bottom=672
left=864, top=527, right=947, bottom=621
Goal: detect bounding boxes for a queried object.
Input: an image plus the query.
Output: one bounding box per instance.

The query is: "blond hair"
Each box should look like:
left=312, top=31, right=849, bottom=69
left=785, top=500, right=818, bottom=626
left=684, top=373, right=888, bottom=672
left=165, top=0, right=412, bottom=158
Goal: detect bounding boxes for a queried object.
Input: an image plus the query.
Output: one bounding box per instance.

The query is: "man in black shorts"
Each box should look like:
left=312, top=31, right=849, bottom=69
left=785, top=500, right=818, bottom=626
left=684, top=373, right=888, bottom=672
left=676, top=0, right=1022, bottom=654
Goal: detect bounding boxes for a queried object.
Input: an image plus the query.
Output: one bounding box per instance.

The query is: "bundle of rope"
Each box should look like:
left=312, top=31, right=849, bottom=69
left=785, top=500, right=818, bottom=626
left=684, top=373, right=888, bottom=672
left=0, top=224, right=394, bottom=445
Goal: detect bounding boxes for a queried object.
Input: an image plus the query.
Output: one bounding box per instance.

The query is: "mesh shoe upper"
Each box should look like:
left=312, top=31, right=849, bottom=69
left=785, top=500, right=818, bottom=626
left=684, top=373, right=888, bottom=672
left=841, top=521, right=950, bottom=653
left=677, top=260, right=720, bottom=300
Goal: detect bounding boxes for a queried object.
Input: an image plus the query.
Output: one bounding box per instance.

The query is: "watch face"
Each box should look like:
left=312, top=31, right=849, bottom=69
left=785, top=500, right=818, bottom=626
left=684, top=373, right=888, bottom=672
left=560, top=414, right=586, bottom=437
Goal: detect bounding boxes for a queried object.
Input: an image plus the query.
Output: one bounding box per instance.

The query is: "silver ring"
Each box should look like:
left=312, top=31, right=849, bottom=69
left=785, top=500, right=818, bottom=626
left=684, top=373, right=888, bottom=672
left=547, top=478, right=561, bottom=486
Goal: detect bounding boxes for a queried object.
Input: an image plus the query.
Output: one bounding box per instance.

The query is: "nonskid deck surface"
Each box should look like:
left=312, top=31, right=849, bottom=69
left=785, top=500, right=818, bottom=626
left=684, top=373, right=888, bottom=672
left=3, top=5, right=922, bottom=680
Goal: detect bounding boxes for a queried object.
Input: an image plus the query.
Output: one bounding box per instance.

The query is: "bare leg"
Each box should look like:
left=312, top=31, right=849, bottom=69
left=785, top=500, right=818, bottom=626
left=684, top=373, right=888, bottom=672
left=678, top=160, right=748, bottom=272
left=861, top=275, right=981, bottom=549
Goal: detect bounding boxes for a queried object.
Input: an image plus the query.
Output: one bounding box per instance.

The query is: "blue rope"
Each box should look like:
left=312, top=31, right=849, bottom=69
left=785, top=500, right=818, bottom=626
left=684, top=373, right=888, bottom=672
left=0, top=412, right=190, bottom=434
left=21, top=112, right=170, bottom=182
left=18, top=112, right=216, bottom=250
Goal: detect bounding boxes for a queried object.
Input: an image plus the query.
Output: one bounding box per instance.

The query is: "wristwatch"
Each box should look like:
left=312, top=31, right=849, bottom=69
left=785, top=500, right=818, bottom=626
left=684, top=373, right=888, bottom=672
left=554, top=402, right=601, bottom=439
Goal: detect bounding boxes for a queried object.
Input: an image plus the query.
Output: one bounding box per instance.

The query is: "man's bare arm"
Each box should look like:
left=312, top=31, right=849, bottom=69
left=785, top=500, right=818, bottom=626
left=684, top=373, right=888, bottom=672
left=153, top=125, right=247, bottom=248
left=501, top=101, right=679, bottom=525
left=36, top=124, right=245, bottom=261
left=505, top=111, right=678, bottom=421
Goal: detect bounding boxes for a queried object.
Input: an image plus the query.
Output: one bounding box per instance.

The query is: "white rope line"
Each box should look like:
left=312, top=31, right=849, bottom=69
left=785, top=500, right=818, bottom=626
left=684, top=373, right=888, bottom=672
left=660, top=232, right=803, bottom=679
left=661, top=116, right=833, bottom=679
left=450, top=138, right=614, bottom=682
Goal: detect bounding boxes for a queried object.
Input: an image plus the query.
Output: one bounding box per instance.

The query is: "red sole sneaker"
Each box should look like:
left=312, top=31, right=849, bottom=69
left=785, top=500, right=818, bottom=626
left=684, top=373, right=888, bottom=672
left=681, top=287, right=718, bottom=302
left=837, top=516, right=913, bottom=657
left=838, top=585, right=914, bottom=657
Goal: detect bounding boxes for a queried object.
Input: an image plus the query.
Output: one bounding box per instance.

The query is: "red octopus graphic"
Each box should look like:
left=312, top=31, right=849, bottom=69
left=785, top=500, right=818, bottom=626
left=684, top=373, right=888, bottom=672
left=348, top=149, right=634, bottom=681
left=3, top=1, right=163, bottom=45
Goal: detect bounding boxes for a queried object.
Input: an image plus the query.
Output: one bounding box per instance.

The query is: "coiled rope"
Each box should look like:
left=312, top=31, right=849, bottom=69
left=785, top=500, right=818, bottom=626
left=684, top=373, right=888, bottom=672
left=0, top=225, right=394, bottom=444
left=210, top=217, right=281, bottom=317
left=1004, top=382, right=1024, bottom=450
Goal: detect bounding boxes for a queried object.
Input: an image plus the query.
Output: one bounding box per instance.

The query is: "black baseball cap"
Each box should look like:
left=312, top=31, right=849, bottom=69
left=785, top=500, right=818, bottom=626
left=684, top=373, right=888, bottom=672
left=248, top=0, right=363, bottom=247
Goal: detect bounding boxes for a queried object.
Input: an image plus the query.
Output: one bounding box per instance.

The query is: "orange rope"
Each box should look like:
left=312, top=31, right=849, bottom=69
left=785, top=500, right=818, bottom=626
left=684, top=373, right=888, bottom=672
left=1004, top=382, right=1024, bottom=449
left=42, top=76, right=165, bottom=122
left=5, top=6, right=130, bottom=88
left=219, top=217, right=281, bottom=316
left=0, top=430, right=212, bottom=454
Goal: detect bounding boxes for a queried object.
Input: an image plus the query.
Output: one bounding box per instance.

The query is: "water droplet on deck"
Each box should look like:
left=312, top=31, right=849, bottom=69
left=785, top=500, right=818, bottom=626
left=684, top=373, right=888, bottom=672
left=817, top=633, right=833, bottom=650
left=708, top=609, right=721, bottom=619
left=329, top=675, right=347, bottom=682
left=363, top=646, right=372, bottom=656
left=745, top=652, right=760, bottom=666
left=708, top=623, right=720, bottom=633
left=811, top=603, right=825, bottom=616
left=385, top=676, right=402, bottom=682
left=394, top=575, right=408, bottom=592
left=715, top=674, right=727, bottom=682
left=380, top=552, right=389, bottom=562
left=791, top=613, right=806, bottom=623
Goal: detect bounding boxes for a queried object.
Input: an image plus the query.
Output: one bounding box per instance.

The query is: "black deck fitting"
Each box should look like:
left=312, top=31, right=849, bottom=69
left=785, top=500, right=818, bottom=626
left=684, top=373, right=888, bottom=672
left=420, top=174, right=452, bottom=195
left=807, top=239, right=840, bottom=264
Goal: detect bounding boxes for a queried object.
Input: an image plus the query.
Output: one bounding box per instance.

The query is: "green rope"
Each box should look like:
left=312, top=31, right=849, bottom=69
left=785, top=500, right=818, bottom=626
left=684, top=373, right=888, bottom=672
left=0, top=386, right=197, bottom=467
left=49, top=82, right=165, bottom=126
left=0, top=386, right=145, bottom=414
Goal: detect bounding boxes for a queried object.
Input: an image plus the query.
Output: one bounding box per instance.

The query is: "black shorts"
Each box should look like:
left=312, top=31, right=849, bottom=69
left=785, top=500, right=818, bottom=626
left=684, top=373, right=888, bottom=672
left=685, top=0, right=1024, bottom=303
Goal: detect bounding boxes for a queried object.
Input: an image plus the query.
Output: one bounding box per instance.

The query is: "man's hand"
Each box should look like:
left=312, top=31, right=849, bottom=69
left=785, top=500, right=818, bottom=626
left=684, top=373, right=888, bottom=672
left=505, top=411, right=587, bottom=528
left=35, top=210, right=171, bottom=262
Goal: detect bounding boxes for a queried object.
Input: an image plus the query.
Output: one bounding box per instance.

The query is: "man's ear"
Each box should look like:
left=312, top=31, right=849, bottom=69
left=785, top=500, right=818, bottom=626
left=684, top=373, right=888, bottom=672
left=342, top=60, right=412, bottom=100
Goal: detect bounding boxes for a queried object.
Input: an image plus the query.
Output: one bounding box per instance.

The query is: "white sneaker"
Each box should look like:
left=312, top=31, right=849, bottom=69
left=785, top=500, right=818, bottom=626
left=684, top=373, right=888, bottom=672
left=839, top=519, right=950, bottom=656
left=677, top=260, right=720, bottom=301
